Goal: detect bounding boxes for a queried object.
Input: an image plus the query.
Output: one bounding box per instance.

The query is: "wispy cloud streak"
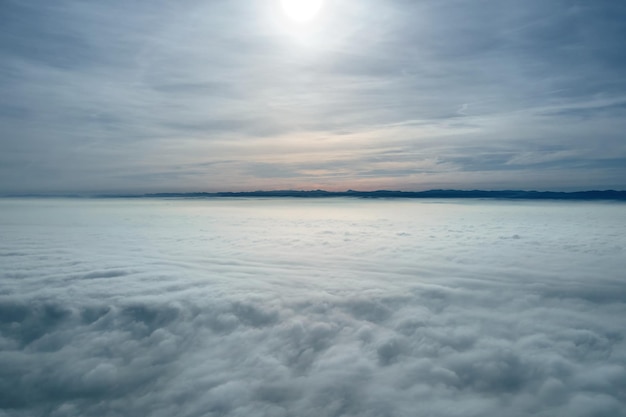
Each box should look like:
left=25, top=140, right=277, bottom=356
left=0, top=0, right=625, bottom=192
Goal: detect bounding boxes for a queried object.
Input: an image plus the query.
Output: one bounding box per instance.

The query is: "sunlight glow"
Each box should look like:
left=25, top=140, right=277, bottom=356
left=281, top=0, right=324, bottom=22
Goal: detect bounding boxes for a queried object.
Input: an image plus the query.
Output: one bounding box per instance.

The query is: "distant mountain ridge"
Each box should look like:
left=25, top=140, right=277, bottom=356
left=133, top=189, right=626, bottom=200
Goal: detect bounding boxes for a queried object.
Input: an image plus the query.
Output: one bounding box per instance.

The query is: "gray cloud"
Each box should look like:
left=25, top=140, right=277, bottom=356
left=1, top=197, right=625, bottom=416
left=0, top=0, right=625, bottom=192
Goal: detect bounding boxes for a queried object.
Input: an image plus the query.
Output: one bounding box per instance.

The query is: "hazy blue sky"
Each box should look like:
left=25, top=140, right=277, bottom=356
left=1, top=0, right=625, bottom=193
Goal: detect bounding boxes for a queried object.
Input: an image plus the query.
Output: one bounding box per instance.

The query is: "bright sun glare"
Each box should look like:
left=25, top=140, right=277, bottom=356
left=280, top=0, right=324, bottom=22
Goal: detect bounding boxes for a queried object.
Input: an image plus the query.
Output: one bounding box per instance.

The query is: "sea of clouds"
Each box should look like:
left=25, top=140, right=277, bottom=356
left=1, top=197, right=625, bottom=417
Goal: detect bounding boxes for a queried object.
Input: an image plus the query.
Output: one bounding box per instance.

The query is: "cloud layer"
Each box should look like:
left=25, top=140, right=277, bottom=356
left=1, top=197, right=625, bottom=416
left=1, top=0, right=626, bottom=192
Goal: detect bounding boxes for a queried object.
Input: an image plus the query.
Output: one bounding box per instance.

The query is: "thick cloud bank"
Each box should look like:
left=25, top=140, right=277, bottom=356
left=1, top=198, right=625, bottom=417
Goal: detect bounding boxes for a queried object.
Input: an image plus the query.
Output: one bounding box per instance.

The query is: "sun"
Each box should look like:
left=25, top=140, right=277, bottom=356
left=280, top=0, right=324, bottom=23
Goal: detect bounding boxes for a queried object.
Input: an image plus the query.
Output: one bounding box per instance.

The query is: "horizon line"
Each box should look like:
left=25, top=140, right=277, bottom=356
left=3, top=188, right=626, bottom=201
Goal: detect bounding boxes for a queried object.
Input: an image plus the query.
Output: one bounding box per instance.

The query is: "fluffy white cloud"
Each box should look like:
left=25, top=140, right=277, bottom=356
left=1, top=198, right=625, bottom=416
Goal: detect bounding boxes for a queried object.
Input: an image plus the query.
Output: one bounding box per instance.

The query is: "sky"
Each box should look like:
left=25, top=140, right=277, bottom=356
left=1, top=0, right=626, bottom=194
left=1, top=198, right=625, bottom=416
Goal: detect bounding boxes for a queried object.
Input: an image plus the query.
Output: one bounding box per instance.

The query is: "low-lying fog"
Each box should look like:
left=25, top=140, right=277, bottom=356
left=1, top=198, right=625, bottom=417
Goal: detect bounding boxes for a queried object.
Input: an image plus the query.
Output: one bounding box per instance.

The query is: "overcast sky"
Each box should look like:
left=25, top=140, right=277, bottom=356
left=1, top=0, right=625, bottom=193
